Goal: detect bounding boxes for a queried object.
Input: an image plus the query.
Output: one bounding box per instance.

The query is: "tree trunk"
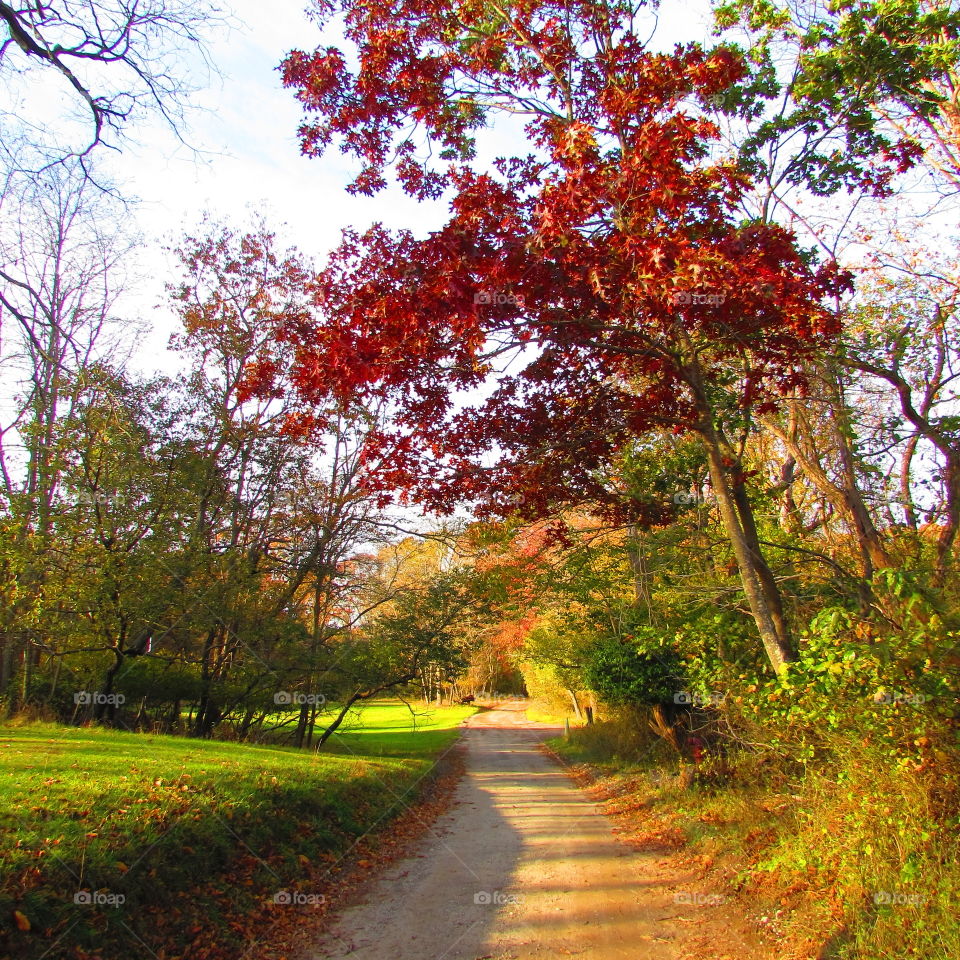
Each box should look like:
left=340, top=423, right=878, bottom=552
left=93, top=648, right=124, bottom=724
left=761, top=400, right=891, bottom=582
left=899, top=435, right=921, bottom=531
left=0, top=638, right=13, bottom=699
left=294, top=701, right=310, bottom=748
left=729, top=471, right=792, bottom=653
left=934, top=456, right=960, bottom=587
left=238, top=707, right=256, bottom=740
left=192, top=627, right=217, bottom=736
left=700, top=426, right=795, bottom=674
left=626, top=525, right=655, bottom=625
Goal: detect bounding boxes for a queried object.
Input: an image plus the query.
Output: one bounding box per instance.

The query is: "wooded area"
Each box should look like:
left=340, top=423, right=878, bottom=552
left=2, top=1, right=959, bottom=956
left=0, top=0, right=957, bottom=831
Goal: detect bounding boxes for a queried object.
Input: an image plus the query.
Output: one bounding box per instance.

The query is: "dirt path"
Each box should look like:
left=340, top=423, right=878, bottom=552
left=308, top=702, right=754, bottom=960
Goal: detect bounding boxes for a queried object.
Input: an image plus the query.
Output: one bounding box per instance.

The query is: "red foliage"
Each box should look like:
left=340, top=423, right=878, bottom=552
left=277, top=0, right=853, bottom=521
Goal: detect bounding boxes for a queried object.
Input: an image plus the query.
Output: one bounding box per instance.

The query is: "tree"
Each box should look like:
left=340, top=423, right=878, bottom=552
left=843, top=274, right=960, bottom=585
left=706, top=1, right=960, bottom=595
left=0, top=170, right=136, bottom=703
left=713, top=0, right=960, bottom=197
left=47, top=368, right=200, bottom=723
left=311, top=556, right=477, bottom=748
left=166, top=219, right=415, bottom=740
left=280, top=0, right=850, bottom=674
left=0, top=0, right=222, bottom=173
left=583, top=634, right=684, bottom=709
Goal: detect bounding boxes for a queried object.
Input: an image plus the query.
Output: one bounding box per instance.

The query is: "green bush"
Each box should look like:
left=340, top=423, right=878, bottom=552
left=583, top=633, right=685, bottom=707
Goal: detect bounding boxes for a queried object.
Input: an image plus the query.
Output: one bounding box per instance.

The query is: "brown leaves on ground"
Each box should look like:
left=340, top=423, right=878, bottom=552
left=234, top=744, right=467, bottom=960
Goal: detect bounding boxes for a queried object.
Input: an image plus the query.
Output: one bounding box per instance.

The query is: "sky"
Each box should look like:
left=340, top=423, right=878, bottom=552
left=92, top=0, right=715, bottom=374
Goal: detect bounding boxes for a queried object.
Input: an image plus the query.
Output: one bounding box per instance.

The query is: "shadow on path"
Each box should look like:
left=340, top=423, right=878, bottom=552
left=309, top=702, right=686, bottom=960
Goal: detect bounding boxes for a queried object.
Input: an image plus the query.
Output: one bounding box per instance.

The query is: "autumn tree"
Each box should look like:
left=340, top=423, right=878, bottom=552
left=44, top=368, right=205, bottom=722
left=312, top=566, right=476, bottom=747
left=167, top=220, right=431, bottom=739
left=168, top=220, right=353, bottom=735
left=279, top=0, right=850, bottom=674
left=0, top=170, right=136, bottom=704
left=842, top=274, right=960, bottom=585
left=713, top=0, right=960, bottom=198
left=706, top=0, right=960, bottom=593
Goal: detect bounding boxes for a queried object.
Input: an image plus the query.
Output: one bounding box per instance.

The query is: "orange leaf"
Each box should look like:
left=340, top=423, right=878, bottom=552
left=13, top=910, right=30, bottom=932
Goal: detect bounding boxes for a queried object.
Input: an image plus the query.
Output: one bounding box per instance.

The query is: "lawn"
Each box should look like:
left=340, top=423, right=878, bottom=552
left=317, top=700, right=477, bottom=756
left=0, top=700, right=474, bottom=960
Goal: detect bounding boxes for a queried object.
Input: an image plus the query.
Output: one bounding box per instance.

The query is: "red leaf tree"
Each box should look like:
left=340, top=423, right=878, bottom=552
left=279, top=0, right=851, bottom=674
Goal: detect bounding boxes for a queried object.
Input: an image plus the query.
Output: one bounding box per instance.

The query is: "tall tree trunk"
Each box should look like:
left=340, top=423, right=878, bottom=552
left=626, top=524, right=655, bottom=625
left=294, top=701, right=310, bottom=748
left=899, top=435, right=921, bottom=531
left=0, top=638, right=13, bottom=699
left=729, top=470, right=792, bottom=653
left=681, top=343, right=794, bottom=673
left=193, top=626, right=218, bottom=736
left=699, top=425, right=794, bottom=674
left=827, top=367, right=892, bottom=579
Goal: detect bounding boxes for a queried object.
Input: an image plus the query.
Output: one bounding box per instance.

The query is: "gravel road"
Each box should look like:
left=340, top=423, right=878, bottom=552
left=309, top=701, right=692, bottom=960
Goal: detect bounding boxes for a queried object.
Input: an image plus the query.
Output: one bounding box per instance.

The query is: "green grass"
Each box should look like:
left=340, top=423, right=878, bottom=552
left=0, top=700, right=473, bottom=960
left=319, top=701, right=477, bottom=756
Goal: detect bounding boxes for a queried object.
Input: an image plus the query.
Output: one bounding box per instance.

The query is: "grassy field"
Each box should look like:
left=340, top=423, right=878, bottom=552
left=316, top=701, right=477, bottom=756
left=0, top=701, right=474, bottom=960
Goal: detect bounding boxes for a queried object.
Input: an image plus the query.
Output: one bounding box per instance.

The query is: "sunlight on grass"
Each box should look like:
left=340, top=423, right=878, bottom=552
left=0, top=700, right=473, bottom=959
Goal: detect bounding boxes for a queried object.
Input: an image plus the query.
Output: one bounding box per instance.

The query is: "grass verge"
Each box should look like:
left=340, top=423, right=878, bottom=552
left=550, top=719, right=959, bottom=960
